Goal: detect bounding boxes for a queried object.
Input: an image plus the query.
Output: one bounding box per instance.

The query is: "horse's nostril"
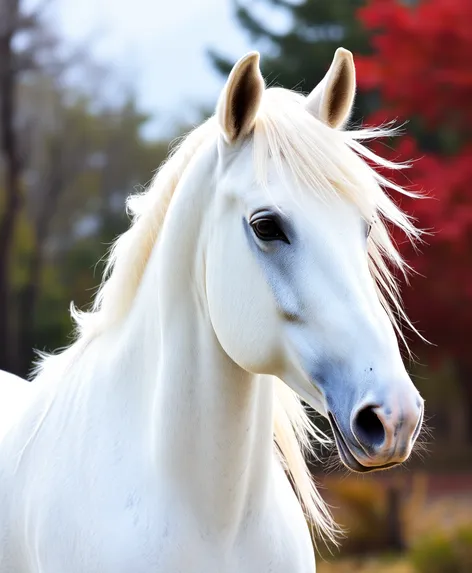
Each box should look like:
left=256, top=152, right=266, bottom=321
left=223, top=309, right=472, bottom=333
left=354, top=405, right=385, bottom=448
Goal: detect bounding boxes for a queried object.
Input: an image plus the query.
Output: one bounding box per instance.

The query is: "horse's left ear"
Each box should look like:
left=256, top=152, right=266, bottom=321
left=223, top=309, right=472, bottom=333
left=216, top=51, right=265, bottom=143
left=305, top=48, right=356, bottom=129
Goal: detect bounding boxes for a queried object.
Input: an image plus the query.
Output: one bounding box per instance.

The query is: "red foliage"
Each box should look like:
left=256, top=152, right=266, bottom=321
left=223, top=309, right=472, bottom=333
left=356, top=0, right=472, bottom=363
left=357, top=0, right=472, bottom=132
left=386, top=142, right=472, bottom=360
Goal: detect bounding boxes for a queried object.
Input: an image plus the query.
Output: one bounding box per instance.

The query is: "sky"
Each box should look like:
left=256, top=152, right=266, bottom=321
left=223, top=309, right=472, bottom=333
left=50, top=0, right=252, bottom=136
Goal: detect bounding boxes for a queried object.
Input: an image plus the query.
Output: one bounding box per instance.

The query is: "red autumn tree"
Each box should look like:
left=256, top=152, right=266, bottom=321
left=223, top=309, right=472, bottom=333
left=355, top=0, right=472, bottom=439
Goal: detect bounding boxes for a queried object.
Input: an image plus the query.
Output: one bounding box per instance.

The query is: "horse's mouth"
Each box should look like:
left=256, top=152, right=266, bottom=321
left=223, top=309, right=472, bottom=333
left=328, top=412, right=399, bottom=473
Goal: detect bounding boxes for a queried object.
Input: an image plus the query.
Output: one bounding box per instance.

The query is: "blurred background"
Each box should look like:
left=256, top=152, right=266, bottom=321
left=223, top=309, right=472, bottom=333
left=0, top=0, right=471, bottom=571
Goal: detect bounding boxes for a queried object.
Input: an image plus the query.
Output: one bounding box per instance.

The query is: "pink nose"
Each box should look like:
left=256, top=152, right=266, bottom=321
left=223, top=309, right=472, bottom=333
left=351, top=401, right=423, bottom=463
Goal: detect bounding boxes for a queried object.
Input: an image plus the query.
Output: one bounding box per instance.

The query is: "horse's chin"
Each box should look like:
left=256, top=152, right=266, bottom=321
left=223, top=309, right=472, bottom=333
left=328, top=413, right=400, bottom=474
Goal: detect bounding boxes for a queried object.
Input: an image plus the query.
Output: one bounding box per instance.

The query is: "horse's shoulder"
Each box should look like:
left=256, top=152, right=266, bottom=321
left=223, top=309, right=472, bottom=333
left=0, top=370, right=33, bottom=442
left=0, top=369, right=31, bottom=407
left=0, top=369, right=29, bottom=386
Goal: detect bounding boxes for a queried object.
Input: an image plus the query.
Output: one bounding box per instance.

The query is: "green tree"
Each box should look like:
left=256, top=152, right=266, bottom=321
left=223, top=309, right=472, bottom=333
left=14, top=84, right=170, bottom=373
left=209, top=0, right=372, bottom=123
left=1, top=2, right=172, bottom=375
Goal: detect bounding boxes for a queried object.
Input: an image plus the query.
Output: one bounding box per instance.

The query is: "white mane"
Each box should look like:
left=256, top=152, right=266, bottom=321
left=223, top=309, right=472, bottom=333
left=39, top=86, right=421, bottom=544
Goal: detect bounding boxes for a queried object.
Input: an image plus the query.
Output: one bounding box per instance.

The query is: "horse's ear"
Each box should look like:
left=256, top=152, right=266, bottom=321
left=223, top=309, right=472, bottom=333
left=305, top=48, right=356, bottom=129
left=216, top=51, right=265, bottom=143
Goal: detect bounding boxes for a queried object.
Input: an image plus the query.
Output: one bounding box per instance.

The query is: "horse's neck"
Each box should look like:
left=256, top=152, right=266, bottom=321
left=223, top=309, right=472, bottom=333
left=114, top=271, right=274, bottom=536
left=149, top=308, right=274, bottom=533
left=107, top=146, right=274, bottom=535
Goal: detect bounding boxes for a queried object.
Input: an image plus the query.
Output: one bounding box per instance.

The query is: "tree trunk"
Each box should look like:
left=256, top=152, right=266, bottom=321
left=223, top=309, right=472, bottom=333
left=385, top=485, right=406, bottom=552
left=0, top=0, right=22, bottom=373
left=17, top=154, right=63, bottom=377
left=17, top=248, right=42, bottom=376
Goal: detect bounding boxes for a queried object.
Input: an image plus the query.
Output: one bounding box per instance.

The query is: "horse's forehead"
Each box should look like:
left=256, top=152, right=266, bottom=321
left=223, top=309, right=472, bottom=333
left=218, top=141, right=362, bottom=230
left=237, top=178, right=360, bottom=231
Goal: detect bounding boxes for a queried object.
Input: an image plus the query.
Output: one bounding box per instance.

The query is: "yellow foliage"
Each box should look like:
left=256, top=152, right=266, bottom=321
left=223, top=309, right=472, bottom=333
left=317, top=557, right=414, bottom=573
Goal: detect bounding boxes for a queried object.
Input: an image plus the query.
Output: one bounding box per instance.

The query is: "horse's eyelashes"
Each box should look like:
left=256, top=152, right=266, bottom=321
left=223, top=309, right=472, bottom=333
left=250, top=216, right=290, bottom=244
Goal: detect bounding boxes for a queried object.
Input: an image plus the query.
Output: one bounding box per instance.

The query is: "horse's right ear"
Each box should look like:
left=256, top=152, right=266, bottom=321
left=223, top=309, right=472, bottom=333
left=305, top=48, right=356, bottom=129
left=216, top=52, right=265, bottom=144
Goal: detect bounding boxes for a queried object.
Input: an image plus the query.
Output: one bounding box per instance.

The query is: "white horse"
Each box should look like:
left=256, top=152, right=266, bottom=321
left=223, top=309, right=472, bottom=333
left=0, top=49, right=424, bottom=572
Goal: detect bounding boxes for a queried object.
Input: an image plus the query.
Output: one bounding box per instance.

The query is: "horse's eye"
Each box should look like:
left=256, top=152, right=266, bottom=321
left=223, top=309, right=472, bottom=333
left=251, top=217, right=290, bottom=244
